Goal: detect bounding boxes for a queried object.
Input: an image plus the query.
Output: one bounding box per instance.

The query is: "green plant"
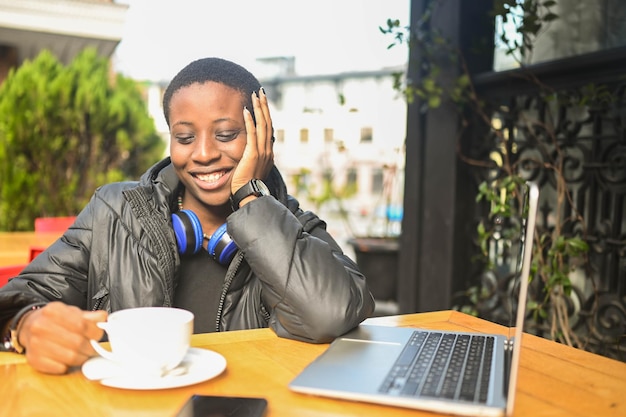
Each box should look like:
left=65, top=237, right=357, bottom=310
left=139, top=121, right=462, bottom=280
left=475, top=173, right=589, bottom=345
left=381, top=0, right=594, bottom=347
left=492, top=0, right=559, bottom=64
left=0, top=48, right=165, bottom=231
left=292, top=139, right=402, bottom=239
left=380, top=0, right=560, bottom=108
left=293, top=164, right=358, bottom=237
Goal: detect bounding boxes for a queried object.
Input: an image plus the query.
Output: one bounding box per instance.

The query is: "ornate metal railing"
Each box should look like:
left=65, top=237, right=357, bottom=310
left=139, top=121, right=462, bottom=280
left=459, top=48, right=626, bottom=361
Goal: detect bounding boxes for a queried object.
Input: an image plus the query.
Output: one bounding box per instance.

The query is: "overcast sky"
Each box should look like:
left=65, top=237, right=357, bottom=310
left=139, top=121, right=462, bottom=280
left=112, top=0, right=410, bottom=82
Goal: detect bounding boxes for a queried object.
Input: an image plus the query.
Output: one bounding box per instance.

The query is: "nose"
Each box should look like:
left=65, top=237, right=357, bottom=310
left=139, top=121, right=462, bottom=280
left=190, top=134, right=220, bottom=163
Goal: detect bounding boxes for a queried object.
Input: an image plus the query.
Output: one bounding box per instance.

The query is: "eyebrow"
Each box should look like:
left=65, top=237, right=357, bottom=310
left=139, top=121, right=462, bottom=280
left=213, top=117, right=238, bottom=125
left=171, top=120, right=193, bottom=128
left=172, top=116, right=241, bottom=127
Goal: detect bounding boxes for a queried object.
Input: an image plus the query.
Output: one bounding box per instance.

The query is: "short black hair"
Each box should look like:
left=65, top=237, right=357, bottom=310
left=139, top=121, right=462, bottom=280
left=162, top=57, right=261, bottom=127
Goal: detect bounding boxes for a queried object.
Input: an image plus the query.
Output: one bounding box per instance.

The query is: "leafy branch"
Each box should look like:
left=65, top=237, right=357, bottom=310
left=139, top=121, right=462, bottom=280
left=491, top=0, right=559, bottom=64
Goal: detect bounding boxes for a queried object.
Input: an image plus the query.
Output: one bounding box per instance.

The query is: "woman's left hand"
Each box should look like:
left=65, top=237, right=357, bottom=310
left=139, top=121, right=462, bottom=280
left=231, top=88, right=274, bottom=194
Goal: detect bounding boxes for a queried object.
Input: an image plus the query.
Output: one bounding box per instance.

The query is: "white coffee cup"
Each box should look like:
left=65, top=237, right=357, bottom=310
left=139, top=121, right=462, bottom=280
left=90, top=307, right=194, bottom=376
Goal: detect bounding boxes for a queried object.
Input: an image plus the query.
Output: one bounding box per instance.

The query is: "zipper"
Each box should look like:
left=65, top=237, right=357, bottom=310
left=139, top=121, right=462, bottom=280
left=215, top=252, right=244, bottom=332
left=260, top=303, right=271, bottom=322
left=91, top=293, right=108, bottom=311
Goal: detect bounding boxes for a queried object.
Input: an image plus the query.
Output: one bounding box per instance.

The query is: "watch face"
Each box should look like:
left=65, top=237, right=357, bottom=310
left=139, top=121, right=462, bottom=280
left=253, top=179, right=270, bottom=196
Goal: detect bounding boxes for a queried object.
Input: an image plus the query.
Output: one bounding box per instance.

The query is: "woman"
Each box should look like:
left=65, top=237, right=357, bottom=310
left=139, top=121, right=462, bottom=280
left=0, top=57, right=375, bottom=374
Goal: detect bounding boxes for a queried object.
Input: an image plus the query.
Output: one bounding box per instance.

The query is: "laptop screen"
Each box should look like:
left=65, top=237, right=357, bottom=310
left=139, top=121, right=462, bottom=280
left=505, top=181, right=539, bottom=416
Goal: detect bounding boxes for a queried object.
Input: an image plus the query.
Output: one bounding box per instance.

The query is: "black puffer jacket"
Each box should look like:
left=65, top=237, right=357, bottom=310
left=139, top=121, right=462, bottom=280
left=0, top=159, right=375, bottom=343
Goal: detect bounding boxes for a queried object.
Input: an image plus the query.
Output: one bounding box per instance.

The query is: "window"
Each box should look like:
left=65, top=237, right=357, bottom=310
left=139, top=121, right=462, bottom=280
left=347, top=167, right=358, bottom=190
left=372, top=168, right=384, bottom=194
left=360, top=127, right=373, bottom=143
left=299, top=128, right=309, bottom=143
left=324, top=128, right=334, bottom=143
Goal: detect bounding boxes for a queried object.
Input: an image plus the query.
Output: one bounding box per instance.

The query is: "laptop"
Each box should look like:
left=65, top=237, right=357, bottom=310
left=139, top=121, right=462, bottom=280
left=289, top=182, right=540, bottom=417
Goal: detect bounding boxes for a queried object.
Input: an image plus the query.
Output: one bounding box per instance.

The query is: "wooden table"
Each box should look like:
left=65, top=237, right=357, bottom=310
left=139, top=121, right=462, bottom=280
left=0, top=232, right=62, bottom=266
left=1, top=311, right=624, bottom=417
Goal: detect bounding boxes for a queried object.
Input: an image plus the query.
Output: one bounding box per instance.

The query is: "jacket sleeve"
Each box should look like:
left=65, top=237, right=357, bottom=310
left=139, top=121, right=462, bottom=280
left=0, top=198, right=95, bottom=329
left=227, top=196, right=375, bottom=343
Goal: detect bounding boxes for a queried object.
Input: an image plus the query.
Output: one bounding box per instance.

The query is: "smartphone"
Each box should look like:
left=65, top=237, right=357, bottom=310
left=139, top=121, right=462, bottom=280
left=175, top=395, right=268, bottom=417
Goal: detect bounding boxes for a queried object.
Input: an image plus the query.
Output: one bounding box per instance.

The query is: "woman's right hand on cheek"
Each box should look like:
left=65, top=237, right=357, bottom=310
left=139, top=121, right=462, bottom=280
left=20, top=301, right=107, bottom=374
left=232, top=89, right=275, bottom=194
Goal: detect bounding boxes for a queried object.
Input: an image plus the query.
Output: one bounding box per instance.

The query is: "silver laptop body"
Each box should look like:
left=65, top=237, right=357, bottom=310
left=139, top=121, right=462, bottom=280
left=289, top=182, right=539, bottom=417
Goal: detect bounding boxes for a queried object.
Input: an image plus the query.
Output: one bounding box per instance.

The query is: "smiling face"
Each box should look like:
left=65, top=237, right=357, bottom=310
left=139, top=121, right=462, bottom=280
left=169, top=81, right=247, bottom=213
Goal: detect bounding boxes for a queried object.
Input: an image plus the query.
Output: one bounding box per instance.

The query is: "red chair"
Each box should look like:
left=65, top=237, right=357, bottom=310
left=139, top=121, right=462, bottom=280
left=29, top=216, right=76, bottom=261
left=34, top=216, right=77, bottom=233
left=0, top=264, right=26, bottom=287
left=29, top=246, right=46, bottom=261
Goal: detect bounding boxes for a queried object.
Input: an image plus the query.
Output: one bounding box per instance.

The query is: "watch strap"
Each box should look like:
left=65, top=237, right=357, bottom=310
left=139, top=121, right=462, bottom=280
left=3, top=302, right=46, bottom=353
left=230, top=179, right=269, bottom=211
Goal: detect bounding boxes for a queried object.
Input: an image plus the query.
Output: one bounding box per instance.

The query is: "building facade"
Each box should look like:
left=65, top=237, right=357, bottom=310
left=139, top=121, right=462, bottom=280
left=261, top=60, right=407, bottom=240
left=0, top=0, right=127, bottom=83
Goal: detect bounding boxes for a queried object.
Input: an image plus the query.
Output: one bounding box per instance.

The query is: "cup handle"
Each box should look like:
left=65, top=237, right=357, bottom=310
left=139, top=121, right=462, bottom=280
left=90, top=322, right=117, bottom=362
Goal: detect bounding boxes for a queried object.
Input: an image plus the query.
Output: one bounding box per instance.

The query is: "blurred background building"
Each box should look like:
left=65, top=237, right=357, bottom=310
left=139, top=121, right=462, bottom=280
left=0, top=0, right=127, bottom=82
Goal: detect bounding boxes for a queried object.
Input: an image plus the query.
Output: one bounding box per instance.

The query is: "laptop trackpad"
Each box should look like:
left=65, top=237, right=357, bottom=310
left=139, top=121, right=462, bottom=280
left=292, top=339, right=403, bottom=393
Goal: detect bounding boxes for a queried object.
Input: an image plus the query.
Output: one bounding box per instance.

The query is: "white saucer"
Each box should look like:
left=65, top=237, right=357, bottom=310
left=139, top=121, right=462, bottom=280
left=82, top=347, right=227, bottom=390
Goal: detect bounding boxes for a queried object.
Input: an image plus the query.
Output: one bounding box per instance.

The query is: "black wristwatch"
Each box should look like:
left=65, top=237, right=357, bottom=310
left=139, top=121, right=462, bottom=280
left=2, top=303, right=46, bottom=353
left=230, top=179, right=270, bottom=211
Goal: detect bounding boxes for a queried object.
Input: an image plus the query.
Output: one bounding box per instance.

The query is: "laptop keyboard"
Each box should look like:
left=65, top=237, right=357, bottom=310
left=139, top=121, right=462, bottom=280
left=379, top=330, right=494, bottom=403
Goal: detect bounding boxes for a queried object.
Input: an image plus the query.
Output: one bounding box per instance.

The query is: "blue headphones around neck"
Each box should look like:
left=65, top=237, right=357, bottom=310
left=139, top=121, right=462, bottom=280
left=171, top=209, right=238, bottom=265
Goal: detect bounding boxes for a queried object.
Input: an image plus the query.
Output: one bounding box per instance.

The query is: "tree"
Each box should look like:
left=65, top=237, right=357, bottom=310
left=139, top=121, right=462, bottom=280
left=0, top=48, right=165, bottom=231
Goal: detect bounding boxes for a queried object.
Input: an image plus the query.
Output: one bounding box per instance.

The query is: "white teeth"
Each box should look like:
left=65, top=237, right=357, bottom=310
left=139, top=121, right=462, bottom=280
left=196, top=172, right=223, bottom=183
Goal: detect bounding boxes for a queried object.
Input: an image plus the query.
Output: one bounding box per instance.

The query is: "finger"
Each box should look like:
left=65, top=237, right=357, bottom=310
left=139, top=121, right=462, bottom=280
left=243, top=104, right=257, bottom=156
left=26, top=330, right=93, bottom=370
left=258, top=87, right=274, bottom=152
left=82, top=310, right=107, bottom=353
left=232, top=106, right=258, bottom=194
left=24, top=329, right=91, bottom=373
left=251, top=91, right=267, bottom=151
left=251, top=89, right=274, bottom=180
left=83, top=310, right=107, bottom=338
left=83, top=310, right=107, bottom=322
left=26, top=350, right=70, bottom=375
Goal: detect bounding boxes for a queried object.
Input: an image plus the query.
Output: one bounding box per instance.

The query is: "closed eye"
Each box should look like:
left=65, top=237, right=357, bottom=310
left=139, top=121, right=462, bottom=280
left=175, top=135, right=194, bottom=144
left=216, top=130, right=243, bottom=142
